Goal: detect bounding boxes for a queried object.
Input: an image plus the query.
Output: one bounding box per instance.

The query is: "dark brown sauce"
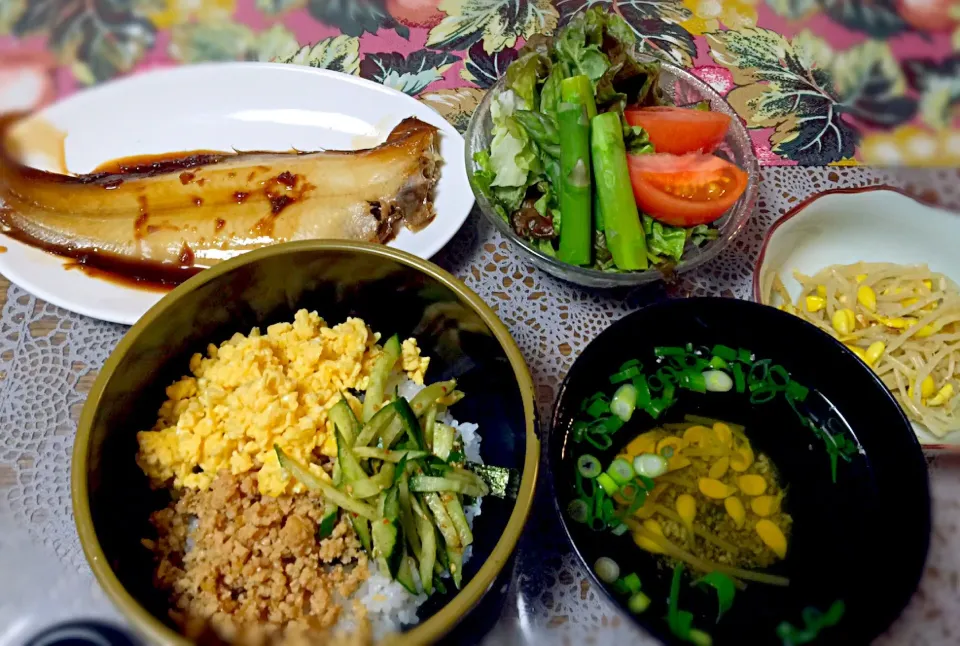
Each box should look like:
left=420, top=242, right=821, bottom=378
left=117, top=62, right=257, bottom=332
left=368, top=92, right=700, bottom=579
left=178, top=243, right=195, bottom=266
left=0, top=218, right=203, bottom=292
left=93, top=150, right=228, bottom=175
left=62, top=261, right=188, bottom=293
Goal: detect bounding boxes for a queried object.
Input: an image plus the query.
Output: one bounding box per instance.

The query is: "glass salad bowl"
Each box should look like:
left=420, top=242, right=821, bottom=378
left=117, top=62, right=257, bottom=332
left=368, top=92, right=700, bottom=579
left=464, top=60, right=760, bottom=289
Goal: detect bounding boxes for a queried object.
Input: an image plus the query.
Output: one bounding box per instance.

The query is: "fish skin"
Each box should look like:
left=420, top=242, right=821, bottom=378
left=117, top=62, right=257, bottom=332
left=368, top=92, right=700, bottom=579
left=0, top=114, right=440, bottom=283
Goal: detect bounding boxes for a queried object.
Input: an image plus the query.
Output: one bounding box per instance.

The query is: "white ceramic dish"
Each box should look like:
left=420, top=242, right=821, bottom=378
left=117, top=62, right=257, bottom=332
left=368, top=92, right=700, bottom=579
left=0, top=62, right=472, bottom=325
left=754, top=186, right=960, bottom=451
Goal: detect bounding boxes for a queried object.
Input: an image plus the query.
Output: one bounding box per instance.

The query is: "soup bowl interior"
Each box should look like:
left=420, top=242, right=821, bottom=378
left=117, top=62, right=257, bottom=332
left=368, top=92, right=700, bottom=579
left=550, top=298, right=929, bottom=645
left=72, top=241, right=538, bottom=645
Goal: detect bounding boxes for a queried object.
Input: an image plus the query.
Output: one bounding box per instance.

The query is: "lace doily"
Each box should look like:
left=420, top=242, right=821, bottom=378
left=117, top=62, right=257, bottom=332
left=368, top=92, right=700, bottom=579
left=2, top=166, right=960, bottom=645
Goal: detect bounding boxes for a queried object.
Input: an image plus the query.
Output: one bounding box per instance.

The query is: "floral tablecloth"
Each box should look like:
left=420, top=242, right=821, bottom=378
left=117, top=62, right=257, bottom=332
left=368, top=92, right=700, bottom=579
left=0, top=0, right=958, bottom=166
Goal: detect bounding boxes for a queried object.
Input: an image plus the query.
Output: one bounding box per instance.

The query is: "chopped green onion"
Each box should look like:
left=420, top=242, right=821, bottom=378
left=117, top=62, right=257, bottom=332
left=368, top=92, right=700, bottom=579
left=750, top=388, right=778, bottom=404
left=646, top=373, right=664, bottom=392
left=601, top=496, right=615, bottom=524
left=732, top=363, right=746, bottom=393
left=770, top=364, right=791, bottom=388
left=677, top=353, right=707, bottom=371
left=594, top=557, right=620, bottom=584
left=636, top=474, right=656, bottom=491
left=786, top=380, right=809, bottom=402
left=708, top=356, right=728, bottom=370
left=662, top=380, right=676, bottom=403
left=610, top=384, right=638, bottom=421
left=611, top=521, right=629, bottom=536
left=607, top=458, right=636, bottom=486
left=689, top=629, right=713, bottom=646
left=667, top=563, right=685, bottom=636
left=596, top=472, right=619, bottom=496
left=572, top=420, right=588, bottom=442
left=628, top=591, right=651, bottom=614
left=610, top=365, right=642, bottom=384
left=625, top=486, right=648, bottom=516
left=623, top=572, right=642, bottom=594
left=577, top=454, right=602, bottom=479
left=567, top=499, right=590, bottom=523
left=585, top=430, right=614, bottom=450
left=633, top=453, right=669, bottom=478
left=599, top=416, right=625, bottom=433
left=612, top=578, right=630, bottom=595
left=703, top=370, right=734, bottom=393
left=695, top=571, right=736, bottom=622
left=586, top=397, right=610, bottom=418
left=749, top=359, right=771, bottom=389
left=657, top=365, right=680, bottom=381
left=661, top=445, right=674, bottom=459
left=619, top=482, right=639, bottom=500
left=632, top=375, right=651, bottom=409
left=655, top=346, right=686, bottom=357
left=681, top=371, right=708, bottom=393
left=581, top=392, right=605, bottom=411
left=647, top=397, right=668, bottom=419
left=711, top=345, right=737, bottom=361
left=737, top=348, right=754, bottom=363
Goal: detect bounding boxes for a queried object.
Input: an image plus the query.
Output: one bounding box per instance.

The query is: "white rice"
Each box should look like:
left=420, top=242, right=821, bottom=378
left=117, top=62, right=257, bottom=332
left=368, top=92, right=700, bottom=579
left=350, top=377, right=484, bottom=639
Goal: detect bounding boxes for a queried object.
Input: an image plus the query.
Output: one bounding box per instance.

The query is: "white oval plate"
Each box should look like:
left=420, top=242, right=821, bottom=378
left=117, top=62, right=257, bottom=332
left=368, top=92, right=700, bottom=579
left=753, top=186, right=960, bottom=451
left=0, top=62, right=472, bottom=325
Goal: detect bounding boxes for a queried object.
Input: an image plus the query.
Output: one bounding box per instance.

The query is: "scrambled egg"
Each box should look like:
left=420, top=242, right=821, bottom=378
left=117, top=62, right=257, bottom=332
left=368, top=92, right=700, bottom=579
left=136, top=309, right=429, bottom=496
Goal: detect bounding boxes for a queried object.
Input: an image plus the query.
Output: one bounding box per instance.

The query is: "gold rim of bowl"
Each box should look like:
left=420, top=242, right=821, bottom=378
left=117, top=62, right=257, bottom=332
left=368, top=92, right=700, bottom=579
left=71, top=240, right=540, bottom=646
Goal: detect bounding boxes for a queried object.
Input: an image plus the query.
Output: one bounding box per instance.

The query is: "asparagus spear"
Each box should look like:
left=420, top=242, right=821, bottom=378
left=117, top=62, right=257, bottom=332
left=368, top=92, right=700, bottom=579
left=557, top=101, right=593, bottom=266
left=560, top=75, right=598, bottom=120
left=591, top=112, right=648, bottom=270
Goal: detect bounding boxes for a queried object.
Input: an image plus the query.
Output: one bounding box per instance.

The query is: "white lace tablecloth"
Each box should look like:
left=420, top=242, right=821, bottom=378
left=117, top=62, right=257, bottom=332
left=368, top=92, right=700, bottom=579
left=2, top=166, right=960, bottom=645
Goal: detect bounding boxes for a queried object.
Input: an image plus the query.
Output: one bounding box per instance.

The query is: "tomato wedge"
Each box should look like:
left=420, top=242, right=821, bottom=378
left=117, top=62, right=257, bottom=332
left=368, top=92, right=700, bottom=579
left=627, top=153, right=748, bottom=227
left=624, top=106, right=731, bottom=155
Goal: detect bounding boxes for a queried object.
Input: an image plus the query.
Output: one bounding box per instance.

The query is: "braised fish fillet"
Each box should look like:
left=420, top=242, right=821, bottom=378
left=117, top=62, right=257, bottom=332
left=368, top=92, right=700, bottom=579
left=0, top=114, right=441, bottom=285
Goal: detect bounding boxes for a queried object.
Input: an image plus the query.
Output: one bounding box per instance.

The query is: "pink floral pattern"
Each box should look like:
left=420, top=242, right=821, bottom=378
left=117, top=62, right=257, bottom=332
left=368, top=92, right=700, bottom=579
left=0, top=0, right=956, bottom=165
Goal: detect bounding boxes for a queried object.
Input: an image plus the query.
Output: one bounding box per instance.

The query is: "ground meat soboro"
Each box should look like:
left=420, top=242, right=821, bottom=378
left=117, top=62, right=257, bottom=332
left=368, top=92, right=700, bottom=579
left=146, top=472, right=372, bottom=645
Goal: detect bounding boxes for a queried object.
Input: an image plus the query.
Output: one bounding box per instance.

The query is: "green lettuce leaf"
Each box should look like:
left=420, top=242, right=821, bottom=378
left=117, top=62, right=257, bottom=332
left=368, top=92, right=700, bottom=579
left=552, top=8, right=609, bottom=85
left=532, top=180, right=560, bottom=236
left=489, top=120, right=536, bottom=187
left=534, top=238, right=558, bottom=258
left=643, top=215, right=687, bottom=262
left=489, top=91, right=541, bottom=188
left=623, top=122, right=654, bottom=155
left=688, top=224, right=719, bottom=247
left=472, top=150, right=527, bottom=222
left=554, top=6, right=663, bottom=115
left=506, top=51, right=550, bottom=111
left=471, top=150, right=507, bottom=222
left=594, top=231, right=618, bottom=271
